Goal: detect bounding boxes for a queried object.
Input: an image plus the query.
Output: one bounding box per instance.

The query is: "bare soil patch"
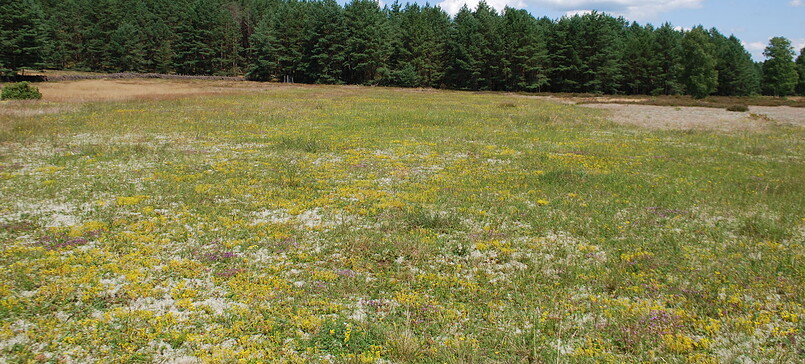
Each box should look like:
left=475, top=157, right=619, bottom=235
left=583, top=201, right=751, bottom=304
left=32, top=79, right=276, bottom=102
left=582, top=103, right=805, bottom=131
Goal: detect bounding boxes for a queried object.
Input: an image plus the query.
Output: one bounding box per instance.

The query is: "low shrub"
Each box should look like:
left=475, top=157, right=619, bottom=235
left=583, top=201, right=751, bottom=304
left=1, top=81, right=42, bottom=100
left=726, top=104, right=749, bottom=112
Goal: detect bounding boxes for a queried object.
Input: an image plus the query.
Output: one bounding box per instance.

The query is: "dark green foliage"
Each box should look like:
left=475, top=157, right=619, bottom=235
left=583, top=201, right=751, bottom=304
left=1, top=81, right=42, bottom=100
left=546, top=16, right=580, bottom=93
left=680, top=26, right=718, bottom=99
left=574, top=12, right=624, bottom=94
left=622, top=23, right=657, bottom=95
left=651, top=23, right=683, bottom=95
left=307, top=0, right=347, bottom=84
left=245, top=16, right=278, bottom=81
left=762, top=37, right=798, bottom=96
left=0, top=0, right=46, bottom=74
left=446, top=5, right=483, bottom=90
left=797, top=48, right=805, bottom=96
left=710, top=30, right=759, bottom=96
left=343, top=0, right=390, bottom=85
left=0, top=0, right=789, bottom=96
left=500, top=8, right=548, bottom=92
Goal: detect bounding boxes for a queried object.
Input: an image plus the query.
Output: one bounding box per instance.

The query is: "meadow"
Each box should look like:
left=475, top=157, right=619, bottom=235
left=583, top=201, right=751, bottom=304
left=0, top=81, right=803, bottom=363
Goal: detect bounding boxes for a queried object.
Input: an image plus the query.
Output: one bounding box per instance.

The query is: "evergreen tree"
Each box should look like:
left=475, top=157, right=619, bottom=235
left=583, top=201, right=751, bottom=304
left=574, top=12, right=624, bottom=94
left=382, top=1, right=407, bottom=86
left=174, top=0, right=230, bottom=75
left=472, top=1, right=504, bottom=90
left=622, top=23, right=657, bottom=95
left=417, top=5, right=451, bottom=88
left=307, top=0, right=348, bottom=84
left=0, top=0, right=47, bottom=74
left=761, top=37, right=798, bottom=96
left=343, top=0, right=390, bottom=85
left=391, top=4, right=450, bottom=88
left=546, top=16, right=580, bottom=93
left=679, top=26, right=718, bottom=99
left=245, top=15, right=278, bottom=81
left=269, top=0, right=311, bottom=83
left=446, top=5, right=482, bottom=90
left=709, top=30, right=759, bottom=96
left=651, top=23, right=682, bottom=95
left=500, top=7, right=548, bottom=92
left=106, top=22, right=147, bottom=72
left=796, top=47, right=805, bottom=96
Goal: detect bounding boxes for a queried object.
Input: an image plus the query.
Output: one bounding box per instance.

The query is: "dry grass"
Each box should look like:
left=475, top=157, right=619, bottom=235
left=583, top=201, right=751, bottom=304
left=30, top=79, right=276, bottom=102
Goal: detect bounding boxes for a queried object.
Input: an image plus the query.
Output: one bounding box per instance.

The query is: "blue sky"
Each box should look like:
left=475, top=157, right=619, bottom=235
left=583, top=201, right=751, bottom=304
left=368, top=0, right=805, bottom=61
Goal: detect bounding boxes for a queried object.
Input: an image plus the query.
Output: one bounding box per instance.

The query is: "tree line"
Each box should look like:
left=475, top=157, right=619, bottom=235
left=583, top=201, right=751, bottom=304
left=2, top=0, right=804, bottom=97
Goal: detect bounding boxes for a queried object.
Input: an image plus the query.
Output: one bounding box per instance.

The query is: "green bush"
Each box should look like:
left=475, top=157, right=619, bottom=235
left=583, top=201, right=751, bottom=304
left=1, top=82, right=42, bottom=100
left=726, top=104, right=749, bottom=112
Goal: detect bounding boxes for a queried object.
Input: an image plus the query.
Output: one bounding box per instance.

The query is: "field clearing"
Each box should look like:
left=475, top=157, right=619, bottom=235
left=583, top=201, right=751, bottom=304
left=1, top=80, right=804, bottom=362
left=581, top=104, right=805, bottom=131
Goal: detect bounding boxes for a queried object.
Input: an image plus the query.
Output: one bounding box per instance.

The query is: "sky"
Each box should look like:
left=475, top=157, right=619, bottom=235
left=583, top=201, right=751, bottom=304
left=366, top=0, right=805, bottom=61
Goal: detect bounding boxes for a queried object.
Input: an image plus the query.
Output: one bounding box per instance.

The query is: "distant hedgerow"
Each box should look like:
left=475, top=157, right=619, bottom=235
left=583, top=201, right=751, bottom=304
left=1, top=82, right=42, bottom=100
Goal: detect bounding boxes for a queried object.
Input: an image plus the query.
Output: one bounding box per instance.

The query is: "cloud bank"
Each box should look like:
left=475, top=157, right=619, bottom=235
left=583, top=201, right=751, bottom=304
left=437, top=0, right=704, bottom=20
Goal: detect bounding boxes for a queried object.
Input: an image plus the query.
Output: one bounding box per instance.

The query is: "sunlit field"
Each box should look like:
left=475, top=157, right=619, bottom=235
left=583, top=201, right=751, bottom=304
left=1, top=81, right=803, bottom=362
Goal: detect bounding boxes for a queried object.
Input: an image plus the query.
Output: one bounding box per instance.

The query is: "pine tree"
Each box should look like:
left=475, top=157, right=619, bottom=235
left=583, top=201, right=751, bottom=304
left=679, top=26, right=718, bottom=99
left=500, top=8, right=548, bottom=92
left=270, top=0, right=312, bottom=83
left=446, top=5, right=482, bottom=90
left=473, top=1, right=503, bottom=90
left=245, top=15, right=278, bottom=81
left=622, top=23, right=657, bottom=95
left=651, top=23, right=682, bottom=95
left=307, top=0, right=348, bottom=84
left=546, top=16, right=580, bottom=93
left=0, top=0, right=47, bottom=75
left=384, top=3, right=451, bottom=88
left=343, top=0, right=390, bottom=85
left=173, top=0, right=229, bottom=75
left=574, top=12, right=624, bottom=94
left=106, top=22, right=146, bottom=72
left=796, top=47, right=805, bottom=96
left=709, top=30, right=759, bottom=96
left=761, top=37, right=798, bottom=96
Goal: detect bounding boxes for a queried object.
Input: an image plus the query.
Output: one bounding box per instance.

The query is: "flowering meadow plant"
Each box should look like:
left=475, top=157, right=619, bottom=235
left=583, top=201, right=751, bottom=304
left=0, top=84, right=803, bottom=362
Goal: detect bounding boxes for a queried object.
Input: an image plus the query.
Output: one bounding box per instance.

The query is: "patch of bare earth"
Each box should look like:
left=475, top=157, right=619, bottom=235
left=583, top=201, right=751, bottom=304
left=581, top=103, right=805, bottom=131
left=33, top=79, right=279, bottom=102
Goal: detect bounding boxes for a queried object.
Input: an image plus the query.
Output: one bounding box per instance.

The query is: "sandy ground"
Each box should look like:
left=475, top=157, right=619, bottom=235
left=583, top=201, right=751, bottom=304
left=32, top=79, right=276, bottom=102
left=581, top=103, right=805, bottom=131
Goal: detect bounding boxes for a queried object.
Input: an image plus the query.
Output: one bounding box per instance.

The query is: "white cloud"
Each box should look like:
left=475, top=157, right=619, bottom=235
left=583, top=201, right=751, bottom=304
left=790, top=0, right=802, bottom=7
left=794, top=38, right=805, bottom=52
left=436, top=0, right=704, bottom=19
left=437, top=0, right=524, bottom=15
left=565, top=9, right=593, bottom=17
left=741, top=40, right=766, bottom=61
left=743, top=41, right=767, bottom=52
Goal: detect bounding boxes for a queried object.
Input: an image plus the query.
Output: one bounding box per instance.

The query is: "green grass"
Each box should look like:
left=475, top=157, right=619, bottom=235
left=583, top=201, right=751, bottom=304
left=0, top=84, right=803, bottom=362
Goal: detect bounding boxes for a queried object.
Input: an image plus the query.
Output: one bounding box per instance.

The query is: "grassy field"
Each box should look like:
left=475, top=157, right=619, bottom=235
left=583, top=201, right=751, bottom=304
left=1, top=82, right=804, bottom=363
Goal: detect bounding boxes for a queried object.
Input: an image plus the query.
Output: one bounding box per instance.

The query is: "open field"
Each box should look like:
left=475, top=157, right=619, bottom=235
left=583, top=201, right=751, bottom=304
left=1, top=80, right=804, bottom=362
